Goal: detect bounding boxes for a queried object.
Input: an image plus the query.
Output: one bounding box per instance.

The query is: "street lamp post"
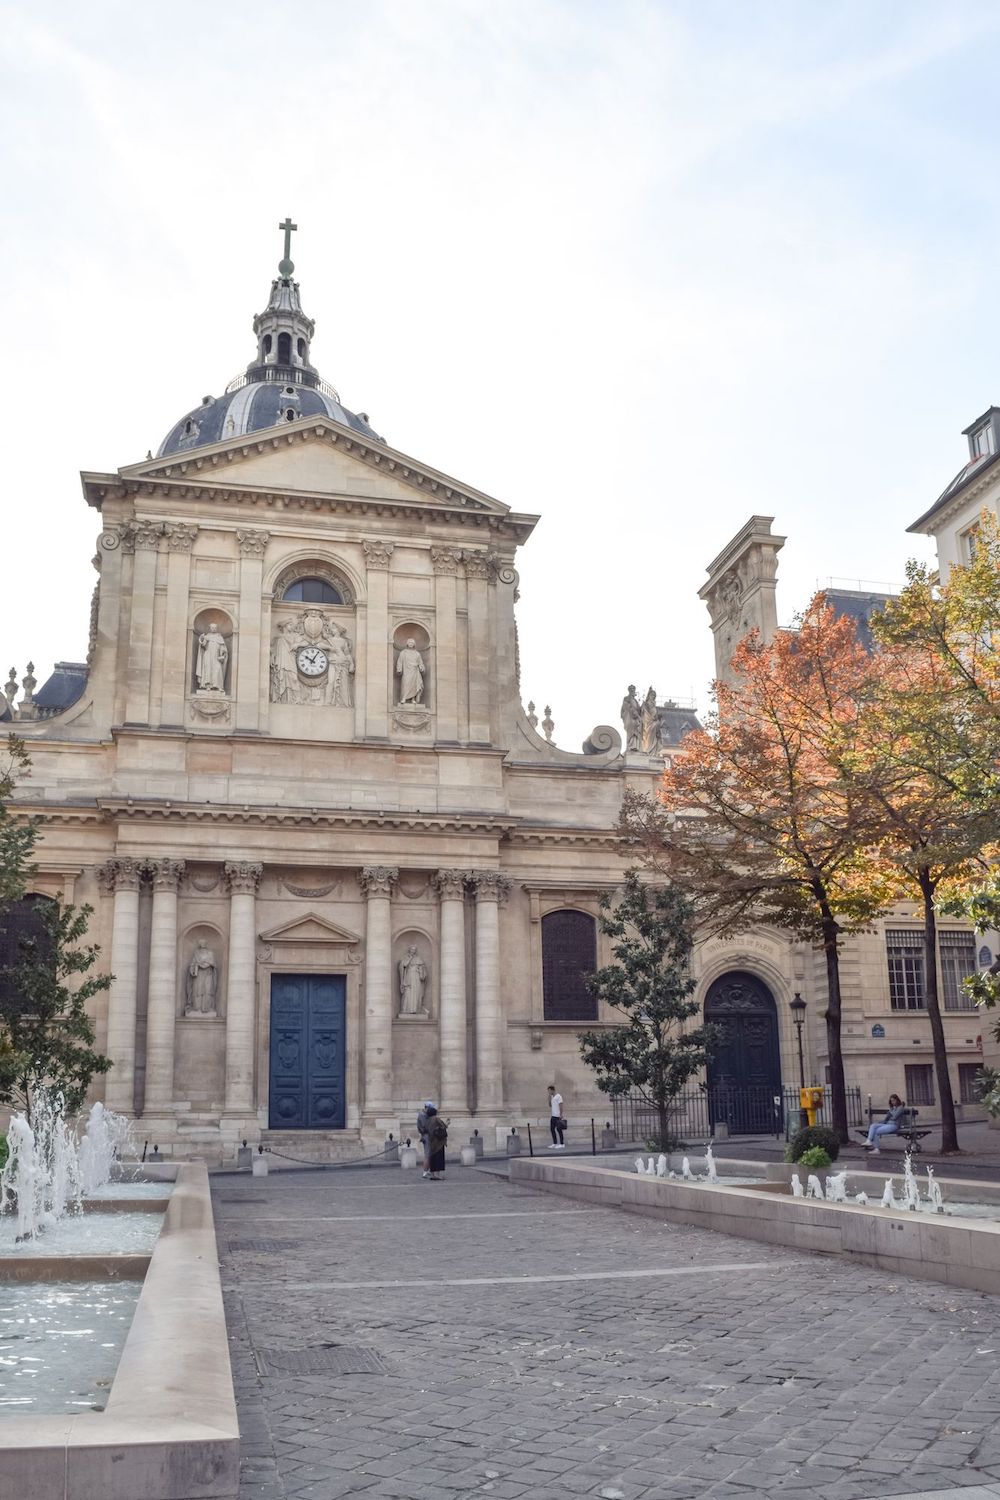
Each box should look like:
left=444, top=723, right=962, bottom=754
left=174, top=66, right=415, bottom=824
left=790, top=992, right=809, bottom=1128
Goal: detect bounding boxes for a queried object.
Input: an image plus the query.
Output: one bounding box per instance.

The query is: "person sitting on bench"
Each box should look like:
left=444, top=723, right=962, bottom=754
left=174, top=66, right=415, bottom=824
left=863, top=1094, right=907, bottom=1154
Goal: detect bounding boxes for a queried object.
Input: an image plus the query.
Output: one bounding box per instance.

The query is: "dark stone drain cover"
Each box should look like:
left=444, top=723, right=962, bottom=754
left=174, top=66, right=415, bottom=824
left=254, top=1345, right=390, bottom=1377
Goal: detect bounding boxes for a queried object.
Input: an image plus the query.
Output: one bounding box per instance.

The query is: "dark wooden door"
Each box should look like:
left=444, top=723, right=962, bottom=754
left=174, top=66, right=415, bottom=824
left=268, top=974, right=346, bottom=1129
left=704, top=971, right=781, bottom=1134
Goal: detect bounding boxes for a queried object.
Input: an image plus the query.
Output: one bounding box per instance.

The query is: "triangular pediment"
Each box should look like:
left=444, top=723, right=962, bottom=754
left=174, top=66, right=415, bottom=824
left=259, top=912, right=362, bottom=946
left=116, top=417, right=511, bottom=516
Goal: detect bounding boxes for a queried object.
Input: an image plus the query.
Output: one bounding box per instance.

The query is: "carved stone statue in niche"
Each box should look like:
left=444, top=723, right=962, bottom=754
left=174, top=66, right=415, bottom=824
left=398, top=944, right=428, bottom=1015
left=185, top=939, right=218, bottom=1015
left=620, top=684, right=641, bottom=752
left=640, top=687, right=661, bottom=755
left=396, top=639, right=425, bottom=703
left=196, top=622, right=228, bottom=693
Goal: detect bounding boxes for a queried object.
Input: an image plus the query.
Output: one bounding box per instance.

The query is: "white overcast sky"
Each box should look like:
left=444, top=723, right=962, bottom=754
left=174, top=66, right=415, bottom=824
left=3, top=0, right=1000, bottom=748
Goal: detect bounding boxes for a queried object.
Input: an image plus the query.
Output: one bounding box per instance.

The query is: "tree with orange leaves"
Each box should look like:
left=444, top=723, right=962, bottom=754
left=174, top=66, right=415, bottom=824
left=624, top=597, right=893, bottom=1143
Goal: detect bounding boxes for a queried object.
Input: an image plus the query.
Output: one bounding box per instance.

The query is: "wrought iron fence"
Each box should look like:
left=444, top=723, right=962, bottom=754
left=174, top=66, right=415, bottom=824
left=610, top=1085, right=864, bottom=1144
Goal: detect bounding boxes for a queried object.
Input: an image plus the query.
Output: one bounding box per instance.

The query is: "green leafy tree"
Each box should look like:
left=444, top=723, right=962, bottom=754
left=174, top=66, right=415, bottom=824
left=0, top=735, right=39, bottom=908
left=941, top=875, right=1000, bottom=1115
left=0, top=738, right=112, bottom=1121
left=578, top=871, right=714, bottom=1149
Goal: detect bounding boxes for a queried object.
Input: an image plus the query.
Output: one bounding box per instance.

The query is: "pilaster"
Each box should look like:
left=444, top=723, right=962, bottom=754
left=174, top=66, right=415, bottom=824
left=431, top=548, right=462, bottom=743
left=434, top=869, right=471, bottom=1113
left=360, top=865, right=398, bottom=1114
left=223, top=860, right=263, bottom=1112
left=101, top=856, right=144, bottom=1113
left=464, top=550, right=492, bottom=744
left=159, top=524, right=198, bottom=727
left=124, top=520, right=164, bottom=725
left=235, top=530, right=269, bottom=732
left=362, top=540, right=393, bottom=739
left=471, top=871, right=511, bottom=1113
left=144, top=859, right=185, bottom=1111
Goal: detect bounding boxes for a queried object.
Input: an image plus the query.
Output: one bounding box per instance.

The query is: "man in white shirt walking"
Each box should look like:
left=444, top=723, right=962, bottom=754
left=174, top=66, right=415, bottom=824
left=548, top=1085, right=565, bottom=1149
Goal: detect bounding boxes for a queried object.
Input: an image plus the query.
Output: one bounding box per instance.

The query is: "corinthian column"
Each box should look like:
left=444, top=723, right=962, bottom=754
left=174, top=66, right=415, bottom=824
left=144, top=859, right=185, bottom=1112
left=101, top=857, right=144, bottom=1113
left=435, top=869, right=469, bottom=1113
left=224, top=861, right=263, bottom=1113
left=472, top=871, right=511, bottom=1112
left=360, top=866, right=398, bottom=1114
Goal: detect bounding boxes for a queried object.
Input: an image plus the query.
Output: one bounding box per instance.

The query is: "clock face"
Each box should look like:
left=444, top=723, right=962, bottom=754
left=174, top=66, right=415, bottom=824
left=296, top=645, right=329, bottom=678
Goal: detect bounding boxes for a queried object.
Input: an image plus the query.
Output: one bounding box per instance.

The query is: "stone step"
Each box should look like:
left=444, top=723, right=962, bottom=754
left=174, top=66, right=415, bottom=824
left=260, top=1131, right=371, bottom=1168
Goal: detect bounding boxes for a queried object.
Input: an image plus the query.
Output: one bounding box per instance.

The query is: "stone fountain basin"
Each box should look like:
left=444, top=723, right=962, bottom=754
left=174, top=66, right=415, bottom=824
left=0, top=1162, right=238, bottom=1500
left=510, top=1156, right=1000, bottom=1296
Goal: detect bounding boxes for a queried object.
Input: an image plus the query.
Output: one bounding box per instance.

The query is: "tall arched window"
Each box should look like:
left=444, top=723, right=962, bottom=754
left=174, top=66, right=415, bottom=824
left=542, top=910, right=598, bottom=1021
left=262, top=333, right=272, bottom=356
left=0, top=894, right=56, bottom=1009
left=277, top=332, right=292, bottom=364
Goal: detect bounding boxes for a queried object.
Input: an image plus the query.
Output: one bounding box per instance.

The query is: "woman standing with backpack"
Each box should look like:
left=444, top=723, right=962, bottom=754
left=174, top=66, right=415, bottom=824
left=425, top=1106, right=448, bottom=1180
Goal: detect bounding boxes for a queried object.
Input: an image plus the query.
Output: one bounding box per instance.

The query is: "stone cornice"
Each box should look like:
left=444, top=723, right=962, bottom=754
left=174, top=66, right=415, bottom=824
left=907, top=461, right=1000, bottom=536
left=97, top=798, right=517, bottom=836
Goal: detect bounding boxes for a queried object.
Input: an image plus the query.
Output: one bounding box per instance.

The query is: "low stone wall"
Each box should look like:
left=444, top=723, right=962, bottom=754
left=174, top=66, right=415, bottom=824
left=510, top=1157, right=1000, bottom=1297
left=0, top=1161, right=239, bottom=1500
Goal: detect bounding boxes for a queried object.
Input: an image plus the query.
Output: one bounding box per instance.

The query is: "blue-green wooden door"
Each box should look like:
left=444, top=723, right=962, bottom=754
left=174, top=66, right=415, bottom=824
left=268, top=974, right=346, bottom=1129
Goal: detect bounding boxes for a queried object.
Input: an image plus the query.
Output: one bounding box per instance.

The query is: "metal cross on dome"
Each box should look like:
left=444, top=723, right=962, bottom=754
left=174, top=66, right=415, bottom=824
left=278, top=217, right=297, bottom=278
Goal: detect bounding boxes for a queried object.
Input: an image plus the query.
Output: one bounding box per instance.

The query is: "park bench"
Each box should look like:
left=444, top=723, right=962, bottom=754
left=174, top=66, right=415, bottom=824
left=857, top=1107, right=934, bottom=1154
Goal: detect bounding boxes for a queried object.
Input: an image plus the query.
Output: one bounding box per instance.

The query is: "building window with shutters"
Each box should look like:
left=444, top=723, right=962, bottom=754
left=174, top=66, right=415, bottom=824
left=541, top=909, right=598, bottom=1022
left=905, top=1064, right=935, bottom=1106
left=959, top=1063, right=983, bottom=1105
left=886, top=929, right=924, bottom=1010
left=941, top=931, right=978, bottom=1011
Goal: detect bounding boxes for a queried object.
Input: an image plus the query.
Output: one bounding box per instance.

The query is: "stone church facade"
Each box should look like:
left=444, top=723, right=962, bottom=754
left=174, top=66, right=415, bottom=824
left=2, top=239, right=666, bottom=1158
left=2, top=235, right=990, bottom=1156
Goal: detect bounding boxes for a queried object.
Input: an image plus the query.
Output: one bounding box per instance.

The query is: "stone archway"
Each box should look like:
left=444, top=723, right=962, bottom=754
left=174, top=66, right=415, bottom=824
left=704, top=970, right=782, bottom=1134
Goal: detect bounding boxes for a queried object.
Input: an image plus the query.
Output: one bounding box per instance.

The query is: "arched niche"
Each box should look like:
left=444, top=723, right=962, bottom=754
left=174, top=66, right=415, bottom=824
left=703, top=970, right=781, bottom=1133
left=392, top=622, right=432, bottom=710
left=178, top=923, right=226, bottom=1018
left=393, top=928, right=432, bottom=1019
left=190, top=608, right=234, bottom=697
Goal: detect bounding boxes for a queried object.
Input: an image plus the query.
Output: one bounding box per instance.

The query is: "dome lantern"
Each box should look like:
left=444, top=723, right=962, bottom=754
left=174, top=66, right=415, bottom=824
left=156, top=221, right=383, bottom=457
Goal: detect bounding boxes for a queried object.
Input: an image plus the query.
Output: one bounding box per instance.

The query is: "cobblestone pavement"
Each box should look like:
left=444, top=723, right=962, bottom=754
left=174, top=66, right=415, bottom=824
left=215, top=1163, right=1000, bottom=1500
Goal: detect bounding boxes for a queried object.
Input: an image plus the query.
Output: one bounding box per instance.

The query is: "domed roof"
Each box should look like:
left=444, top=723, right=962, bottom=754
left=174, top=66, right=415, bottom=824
left=157, top=220, right=383, bottom=457
left=158, top=378, right=381, bottom=457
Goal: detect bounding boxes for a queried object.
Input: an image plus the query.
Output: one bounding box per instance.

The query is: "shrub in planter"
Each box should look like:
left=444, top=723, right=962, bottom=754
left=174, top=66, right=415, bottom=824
left=797, top=1145, right=832, bottom=1169
left=785, top=1124, right=840, bottom=1163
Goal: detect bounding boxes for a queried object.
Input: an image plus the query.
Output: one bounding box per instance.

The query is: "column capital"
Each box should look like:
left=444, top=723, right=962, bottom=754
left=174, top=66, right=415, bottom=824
left=224, top=860, right=263, bottom=894
left=434, top=868, right=470, bottom=901
left=360, top=865, right=399, bottom=898
left=165, top=523, right=198, bottom=552
left=463, top=550, right=492, bottom=581
left=430, top=546, right=462, bottom=576
left=128, top=519, right=166, bottom=552
left=236, top=529, right=270, bottom=557
left=471, top=871, right=511, bottom=906
left=362, top=540, right=395, bottom=571
left=99, top=856, right=143, bottom=893
left=146, top=858, right=186, bottom=891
